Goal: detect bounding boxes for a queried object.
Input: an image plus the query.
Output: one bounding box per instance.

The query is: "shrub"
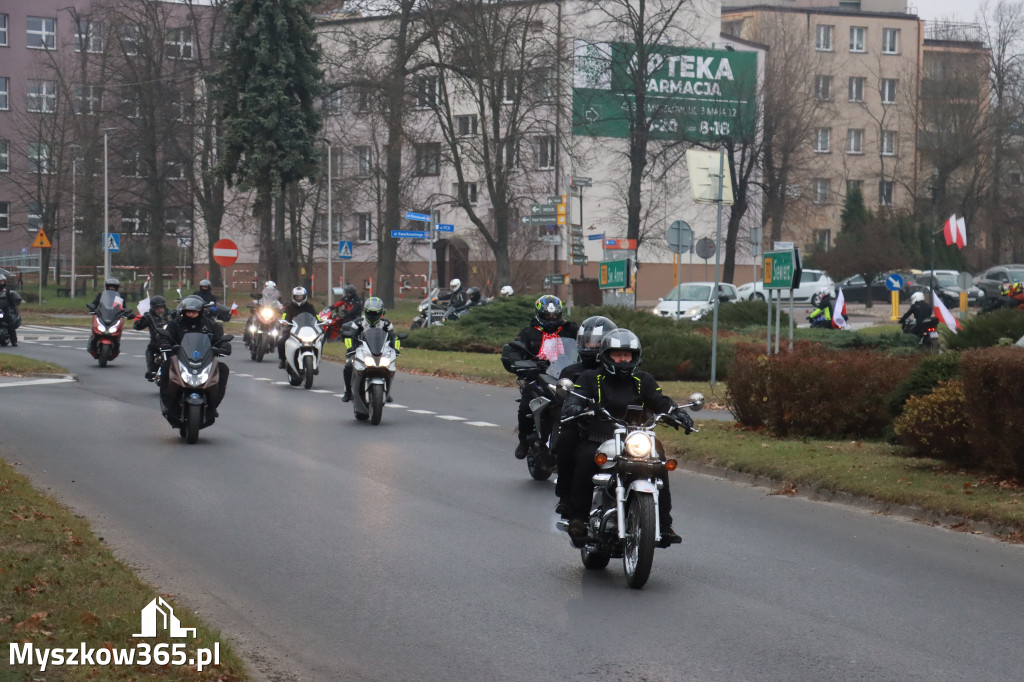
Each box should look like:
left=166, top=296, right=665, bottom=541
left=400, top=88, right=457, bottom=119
left=892, top=380, right=971, bottom=465
left=887, top=351, right=961, bottom=418
left=723, top=345, right=771, bottom=427
left=960, top=347, right=1024, bottom=477
left=944, top=309, right=1024, bottom=350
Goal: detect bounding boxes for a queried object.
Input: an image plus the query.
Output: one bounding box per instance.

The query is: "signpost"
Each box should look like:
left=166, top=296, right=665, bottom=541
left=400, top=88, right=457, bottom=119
left=212, top=238, right=239, bottom=303
left=667, top=221, right=693, bottom=319
left=762, top=248, right=802, bottom=354
left=886, top=272, right=904, bottom=321
left=405, top=211, right=431, bottom=222
left=104, top=233, right=120, bottom=253
left=437, top=224, right=454, bottom=232
left=390, top=230, right=429, bottom=239
left=598, top=259, right=630, bottom=290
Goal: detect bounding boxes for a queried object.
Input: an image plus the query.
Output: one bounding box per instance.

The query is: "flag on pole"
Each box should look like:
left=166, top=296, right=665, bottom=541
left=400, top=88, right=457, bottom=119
left=933, top=291, right=961, bottom=333
left=955, top=216, right=967, bottom=249
left=136, top=296, right=151, bottom=316
left=230, top=302, right=239, bottom=317
left=832, top=288, right=849, bottom=329
left=943, top=214, right=957, bottom=246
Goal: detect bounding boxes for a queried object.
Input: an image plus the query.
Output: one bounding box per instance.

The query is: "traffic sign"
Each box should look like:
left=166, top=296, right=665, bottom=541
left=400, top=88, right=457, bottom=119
left=405, top=211, right=431, bottom=222
left=604, top=238, right=637, bottom=250
left=521, top=216, right=557, bottom=225
left=587, top=233, right=606, bottom=241
left=104, top=233, right=120, bottom=253
left=599, top=259, right=631, bottom=290
left=391, top=230, right=429, bottom=239
left=885, top=273, right=904, bottom=292
left=436, top=224, right=454, bottom=232
left=667, top=220, right=693, bottom=254
left=696, top=237, right=716, bottom=260
left=531, top=204, right=558, bottom=214
left=763, top=249, right=802, bottom=289
left=570, top=175, right=592, bottom=188
left=544, top=274, right=568, bottom=286
left=212, top=238, right=239, bottom=267
left=31, top=229, right=51, bottom=248
left=571, top=255, right=589, bottom=266
left=338, top=241, right=354, bottom=260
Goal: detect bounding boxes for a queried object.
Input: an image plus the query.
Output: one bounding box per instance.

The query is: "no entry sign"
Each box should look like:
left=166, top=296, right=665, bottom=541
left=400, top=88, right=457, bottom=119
left=212, top=239, right=239, bottom=267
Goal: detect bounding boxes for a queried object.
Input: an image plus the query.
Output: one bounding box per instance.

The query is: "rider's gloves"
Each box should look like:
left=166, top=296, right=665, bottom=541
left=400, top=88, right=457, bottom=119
left=562, top=402, right=584, bottom=419
left=672, top=407, right=694, bottom=433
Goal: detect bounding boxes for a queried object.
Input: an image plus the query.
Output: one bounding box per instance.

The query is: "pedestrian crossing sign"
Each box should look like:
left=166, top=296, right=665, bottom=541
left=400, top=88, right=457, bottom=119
left=104, top=233, right=120, bottom=252
left=338, top=240, right=354, bottom=260
left=31, top=229, right=51, bottom=248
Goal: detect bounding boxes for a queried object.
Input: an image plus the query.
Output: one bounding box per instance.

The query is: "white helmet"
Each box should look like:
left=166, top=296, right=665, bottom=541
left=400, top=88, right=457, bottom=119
left=292, top=286, right=308, bottom=304
left=910, top=291, right=925, bottom=305
left=817, top=286, right=833, bottom=299
left=449, top=278, right=462, bottom=291
left=264, top=280, right=277, bottom=289
left=500, top=285, right=514, bottom=297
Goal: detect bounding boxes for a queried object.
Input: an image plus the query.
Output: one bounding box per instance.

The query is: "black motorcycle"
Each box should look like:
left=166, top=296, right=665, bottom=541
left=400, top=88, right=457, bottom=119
left=160, top=332, right=232, bottom=444
left=0, top=308, right=19, bottom=346
left=410, top=287, right=451, bottom=329
left=902, top=316, right=940, bottom=350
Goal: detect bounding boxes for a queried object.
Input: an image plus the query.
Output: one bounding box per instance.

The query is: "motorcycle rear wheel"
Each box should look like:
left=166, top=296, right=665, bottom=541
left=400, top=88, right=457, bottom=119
left=369, top=383, right=385, bottom=425
left=98, top=344, right=110, bottom=368
left=526, top=449, right=553, bottom=481
left=623, top=494, right=656, bottom=589
left=185, top=404, right=201, bottom=444
left=303, top=357, right=315, bottom=389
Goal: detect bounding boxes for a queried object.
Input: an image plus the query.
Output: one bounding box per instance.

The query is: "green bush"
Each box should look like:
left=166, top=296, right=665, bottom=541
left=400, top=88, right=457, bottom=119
left=944, top=309, right=1024, bottom=350
left=887, top=351, right=961, bottom=418
left=960, top=347, right=1024, bottom=477
left=892, top=380, right=971, bottom=465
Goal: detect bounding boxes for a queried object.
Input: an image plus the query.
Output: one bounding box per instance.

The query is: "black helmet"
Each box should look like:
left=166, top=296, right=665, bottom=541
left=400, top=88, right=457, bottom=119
left=466, top=286, right=481, bottom=304
left=199, top=278, right=212, bottom=291
left=105, top=277, right=120, bottom=290
left=292, top=286, right=308, bottom=305
left=534, top=295, right=563, bottom=333
left=343, top=284, right=358, bottom=301
left=151, top=295, right=167, bottom=310
left=598, top=328, right=642, bottom=376
left=364, top=297, right=385, bottom=325
left=180, top=295, right=205, bottom=314
left=577, top=316, right=617, bottom=364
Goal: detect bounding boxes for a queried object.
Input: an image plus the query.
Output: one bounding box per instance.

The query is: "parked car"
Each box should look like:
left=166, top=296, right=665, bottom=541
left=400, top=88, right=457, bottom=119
left=652, top=282, right=739, bottom=320
left=736, top=268, right=833, bottom=303
left=909, top=270, right=983, bottom=308
left=973, top=264, right=1024, bottom=299
left=836, top=272, right=916, bottom=303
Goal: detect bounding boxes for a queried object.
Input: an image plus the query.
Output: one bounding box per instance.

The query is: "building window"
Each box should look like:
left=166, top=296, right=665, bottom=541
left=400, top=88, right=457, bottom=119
left=457, top=114, right=478, bottom=136
left=502, top=138, right=520, bottom=169
left=119, top=90, right=141, bottom=119
left=121, top=150, right=143, bottom=178
left=28, top=80, right=57, bottom=113
left=816, top=25, right=833, bottom=51
left=416, top=75, right=439, bottom=109
left=28, top=202, right=43, bottom=231
left=74, top=84, right=102, bottom=115
left=722, top=20, right=743, bottom=37
left=324, top=90, right=343, bottom=115
left=815, top=229, right=831, bottom=252
left=814, top=128, right=831, bottom=153
left=329, top=148, right=342, bottom=179
left=0, top=78, right=7, bottom=111
left=164, top=207, right=191, bottom=234
left=121, top=206, right=147, bottom=234
left=536, top=135, right=556, bottom=169
left=878, top=180, right=894, bottom=205
left=846, top=129, right=864, bottom=154
left=355, top=146, right=371, bottom=177
left=850, top=27, right=866, bottom=53
left=452, top=181, right=478, bottom=205
left=881, top=78, right=897, bottom=104
left=0, top=139, right=8, bottom=172
left=881, top=130, right=898, bottom=156
left=355, top=87, right=370, bottom=113
left=0, top=14, right=8, bottom=47
left=28, top=142, right=51, bottom=174
left=0, top=201, right=8, bottom=231
left=415, top=142, right=441, bottom=176
left=27, top=16, right=56, bottom=50
left=356, top=212, right=372, bottom=242
left=882, top=28, right=900, bottom=54
left=165, top=155, right=187, bottom=180
left=812, top=179, right=830, bottom=204
left=848, top=77, right=865, bottom=103
left=121, top=24, right=139, bottom=56
left=814, top=75, right=832, bottom=101
left=501, top=73, right=522, bottom=103
left=75, top=20, right=103, bottom=53
left=166, top=28, right=193, bottom=60
left=846, top=179, right=863, bottom=195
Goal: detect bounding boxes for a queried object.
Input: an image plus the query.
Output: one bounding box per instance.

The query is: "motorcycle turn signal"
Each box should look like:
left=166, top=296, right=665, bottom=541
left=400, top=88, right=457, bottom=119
left=594, top=453, right=608, bottom=466
left=665, top=459, right=678, bottom=471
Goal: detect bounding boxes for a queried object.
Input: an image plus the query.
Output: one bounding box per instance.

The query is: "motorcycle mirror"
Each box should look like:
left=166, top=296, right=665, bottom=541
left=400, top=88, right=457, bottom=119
left=221, top=334, right=235, bottom=344
left=397, top=332, right=409, bottom=340
left=555, top=377, right=574, bottom=397
left=687, top=392, right=705, bottom=412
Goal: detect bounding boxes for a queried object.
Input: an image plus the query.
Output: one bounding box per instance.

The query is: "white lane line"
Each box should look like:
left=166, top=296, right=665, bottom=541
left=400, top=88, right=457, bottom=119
left=437, top=415, right=466, bottom=421
left=465, top=421, right=498, bottom=428
left=274, top=381, right=290, bottom=386
left=0, top=377, right=76, bottom=388
left=311, top=389, right=334, bottom=394
left=386, top=403, right=408, bottom=408
left=253, top=377, right=272, bottom=382
left=407, top=409, right=436, bottom=415
left=234, top=373, right=253, bottom=377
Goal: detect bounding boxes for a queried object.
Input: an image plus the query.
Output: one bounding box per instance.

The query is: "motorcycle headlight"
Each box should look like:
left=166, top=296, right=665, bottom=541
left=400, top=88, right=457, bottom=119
left=95, top=320, right=108, bottom=333
left=110, top=319, right=122, bottom=333
left=258, top=308, right=276, bottom=322
left=296, top=328, right=318, bottom=344
left=624, top=432, right=654, bottom=459
left=179, top=360, right=211, bottom=387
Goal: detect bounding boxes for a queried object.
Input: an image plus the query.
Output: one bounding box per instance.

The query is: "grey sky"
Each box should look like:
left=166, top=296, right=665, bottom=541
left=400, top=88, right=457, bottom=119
left=916, top=0, right=986, bottom=22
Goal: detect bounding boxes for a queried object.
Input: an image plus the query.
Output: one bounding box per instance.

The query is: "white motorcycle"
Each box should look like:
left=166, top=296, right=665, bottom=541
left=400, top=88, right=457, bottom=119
left=344, top=325, right=408, bottom=425
left=281, top=312, right=324, bottom=389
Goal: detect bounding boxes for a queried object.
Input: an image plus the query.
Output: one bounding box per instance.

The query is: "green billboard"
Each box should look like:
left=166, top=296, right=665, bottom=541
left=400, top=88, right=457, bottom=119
left=572, top=40, right=758, bottom=143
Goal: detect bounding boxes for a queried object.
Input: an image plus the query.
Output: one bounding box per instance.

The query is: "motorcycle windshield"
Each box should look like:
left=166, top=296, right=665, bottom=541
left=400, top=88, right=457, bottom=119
left=543, top=338, right=578, bottom=378
left=97, top=290, right=126, bottom=325
left=178, top=332, right=214, bottom=366
left=292, top=312, right=319, bottom=330
left=361, top=326, right=389, bottom=355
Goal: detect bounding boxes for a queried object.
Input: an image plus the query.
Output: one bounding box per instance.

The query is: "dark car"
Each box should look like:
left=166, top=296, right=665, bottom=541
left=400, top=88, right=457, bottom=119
left=909, top=271, right=984, bottom=308
left=837, top=273, right=905, bottom=303
left=973, top=264, right=1024, bottom=299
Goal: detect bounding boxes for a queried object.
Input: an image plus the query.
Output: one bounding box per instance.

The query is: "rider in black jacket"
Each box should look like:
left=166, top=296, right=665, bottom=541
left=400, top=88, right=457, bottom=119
left=133, top=295, right=168, bottom=380
left=0, top=274, right=23, bottom=346
left=502, top=295, right=579, bottom=460
left=277, top=286, right=318, bottom=368
left=159, top=296, right=231, bottom=423
left=899, top=291, right=934, bottom=336
left=560, top=329, right=692, bottom=546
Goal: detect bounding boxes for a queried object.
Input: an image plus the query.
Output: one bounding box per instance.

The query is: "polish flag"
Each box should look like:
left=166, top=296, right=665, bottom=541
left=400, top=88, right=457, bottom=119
left=933, top=291, right=961, bottom=333
left=943, top=214, right=958, bottom=246
left=832, top=288, right=849, bottom=329
left=955, top=216, right=967, bottom=249
left=230, top=302, right=239, bottom=316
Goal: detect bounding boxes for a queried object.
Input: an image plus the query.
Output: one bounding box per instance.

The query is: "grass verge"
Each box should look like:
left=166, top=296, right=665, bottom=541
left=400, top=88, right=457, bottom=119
left=0, top=458, right=249, bottom=681
left=0, top=354, right=70, bottom=377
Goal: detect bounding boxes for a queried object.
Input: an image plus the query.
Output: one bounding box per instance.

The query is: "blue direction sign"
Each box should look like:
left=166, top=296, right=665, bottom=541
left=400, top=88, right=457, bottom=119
left=104, top=233, right=120, bottom=252
left=587, top=233, right=606, bottom=241
left=391, top=230, right=429, bottom=239
left=338, top=241, right=354, bottom=259
left=885, top=273, right=904, bottom=291
left=405, top=211, right=431, bottom=222
left=437, top=224, right=454, bottom=232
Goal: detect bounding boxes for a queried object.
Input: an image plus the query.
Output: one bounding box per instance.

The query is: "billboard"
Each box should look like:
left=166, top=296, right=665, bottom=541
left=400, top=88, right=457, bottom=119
left=572, top=40, right=758, bottom=143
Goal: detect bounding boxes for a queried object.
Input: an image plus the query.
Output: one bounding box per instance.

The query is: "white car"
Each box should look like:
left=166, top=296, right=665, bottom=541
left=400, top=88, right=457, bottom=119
left=736, top=268, right=834, bottom=303
left=652, top=282, right=740, bottom=320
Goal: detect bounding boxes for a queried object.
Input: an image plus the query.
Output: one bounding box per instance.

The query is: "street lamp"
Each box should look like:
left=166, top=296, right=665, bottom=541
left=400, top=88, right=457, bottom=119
left=102, top=128, right=116, bottom=282
left=69, top=143, right=79, bottom=298
left=321, top=138, right=334, bottom=306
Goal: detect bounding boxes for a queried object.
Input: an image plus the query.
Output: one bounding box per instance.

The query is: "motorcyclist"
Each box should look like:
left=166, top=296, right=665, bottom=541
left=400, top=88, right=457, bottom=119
left=447, top=278, right=467, bottom=310
left=499, top=285, right=514, bottom=297
left=193, top=278, right=216, bottom=305
left=560, top=329, right=691, bottom=546
left=551, top=316, right=618, bottom=517
left=808, top=286, right=834, bottom=328
left=133, top=295, right=168, bottom=380
left=899, top=291, right=936, bottom=336
left=341, top=296, right=398, bottom=402
left=446, top=286, right=486, bottom=320
left=331, top=284, right=364, bottom=324
left=501, top=295, right=579, bottom=460
left=259, top=281, right=281, bottom=307
left=159, top=295, right=231, bottom=423
left=88, top=278, right=126, bottom=355
left=1000, top=282, right=1024, bottom=310
left=244, top=281, right=281, bottom=347
left=0, top=274, right=23, bottom=346
left=278, top=286, right=318, bottom=368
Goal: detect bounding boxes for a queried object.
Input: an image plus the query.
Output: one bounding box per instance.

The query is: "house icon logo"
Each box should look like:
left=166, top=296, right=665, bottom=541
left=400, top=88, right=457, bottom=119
left=134, top=597, right=197, bottom=638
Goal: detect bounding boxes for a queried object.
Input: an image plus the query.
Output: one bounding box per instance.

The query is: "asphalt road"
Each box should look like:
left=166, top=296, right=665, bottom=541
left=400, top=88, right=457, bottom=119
left=2, top=326, right=1024, bottom=682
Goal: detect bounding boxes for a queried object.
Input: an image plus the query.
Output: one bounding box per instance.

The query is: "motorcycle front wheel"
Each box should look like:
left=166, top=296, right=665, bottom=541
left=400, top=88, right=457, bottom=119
left=369, top=383, right=385, bottom=425
left=623, top=494, right=656, bottom=589
left=303, top=357, right=315, bottom=389
left=98, top=344, right=110, bottom=367
left=185, top=403, right=201, bottom=444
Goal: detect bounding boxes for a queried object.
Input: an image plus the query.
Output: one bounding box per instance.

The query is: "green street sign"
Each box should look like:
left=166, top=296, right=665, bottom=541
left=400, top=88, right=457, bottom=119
left=599, top=259, right=631, bottom=290
left=763, top=249, right=802, bottom=289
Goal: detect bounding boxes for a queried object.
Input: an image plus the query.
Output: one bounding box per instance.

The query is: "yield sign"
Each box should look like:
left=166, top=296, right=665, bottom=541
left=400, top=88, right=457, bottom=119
left=31, top=229, right=51, bottom=248
left=212, top=238, right=239, bottom=267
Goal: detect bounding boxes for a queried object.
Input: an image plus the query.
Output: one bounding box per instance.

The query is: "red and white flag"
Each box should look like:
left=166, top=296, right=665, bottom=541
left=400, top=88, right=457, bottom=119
left=933, top=291, right=961, bottom=333
left=832, top=288, right=849, bottom=329
left=230, top=302, right=239, bottom=317
left=943, top=214, right=957, bottom=246
left=955, top=216, right=967, bottom=249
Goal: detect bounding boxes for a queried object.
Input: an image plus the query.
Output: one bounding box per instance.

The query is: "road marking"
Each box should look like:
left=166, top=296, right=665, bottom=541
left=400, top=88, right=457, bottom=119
left=437, top=415, right=465, bottom=421
left=0, top=376, right=76, bottom=388
left=407, top=409, right=436, bottom=415
left=235, top=373, right=253, bottom=377
left=253, top=377, right=272, bottom=382
left=464, top=421, right=498, bottom=428
left=312, top=389, right=333, bottom=394
left=387, top=403, right=408, bottom=408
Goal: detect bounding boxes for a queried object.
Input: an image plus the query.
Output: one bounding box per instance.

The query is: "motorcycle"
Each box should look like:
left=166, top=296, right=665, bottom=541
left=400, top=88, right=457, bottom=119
left=344, top=325, right=408, bottom=425
left=245, top=302, right=281, bottom=362
left=507, top=338, right=579, bottom=481
left=87, top=290, right=133, bottom=367
left=282, top=312, right=324, bottom=389
left=556, top=386, right=704, bottom=589
left=317, top=306, right=345, bottom=342
left=903, top=315, right=940, bottom=349
left=410, top=287, right=452, bottom=329
left=0, top=308, right=19, bottom=346
left=160, top=332, right=233, bottom=444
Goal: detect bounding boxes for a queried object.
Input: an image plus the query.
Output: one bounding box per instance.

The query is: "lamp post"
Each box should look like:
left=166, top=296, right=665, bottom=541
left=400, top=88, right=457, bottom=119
left=69, top=143, right=79, bottom=298
left=102, top=128, right=116, bottom=281
left=323, top=138, right=334, bottom=306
